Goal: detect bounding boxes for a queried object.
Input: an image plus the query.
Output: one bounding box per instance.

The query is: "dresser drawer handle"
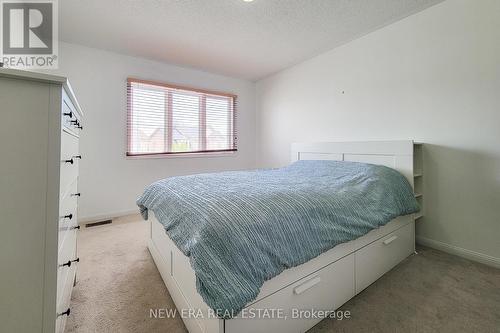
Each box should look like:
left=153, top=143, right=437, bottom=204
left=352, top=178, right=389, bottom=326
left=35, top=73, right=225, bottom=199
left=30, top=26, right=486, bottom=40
left=71, top=225, right=81, bottom=230
left=64, top=158, right=74, bottom=164
left=60, top=260, right=71, bottom=267
left=63, top=214, right=73, bottom=220
left=383, top=235, right=398, bottom=245
left=70, top=120, right=79, bottom=125
left=71, top=193, right=81, bottom=197
left=293, top=275, right=321, bottom=295
left=57, top=308, right=70, bottom=317
left=77, top=125, right=83, bottom=130
left=63, top=111, right=73, bottom=118
left=60, top=258, right=79, bottom=268
left=73, top=155, right=82, bottom=160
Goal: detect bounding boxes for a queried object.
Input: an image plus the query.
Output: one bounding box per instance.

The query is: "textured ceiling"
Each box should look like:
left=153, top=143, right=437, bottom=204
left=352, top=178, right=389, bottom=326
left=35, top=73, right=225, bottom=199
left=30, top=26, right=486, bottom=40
left=60, top=0, right=444, bottom=81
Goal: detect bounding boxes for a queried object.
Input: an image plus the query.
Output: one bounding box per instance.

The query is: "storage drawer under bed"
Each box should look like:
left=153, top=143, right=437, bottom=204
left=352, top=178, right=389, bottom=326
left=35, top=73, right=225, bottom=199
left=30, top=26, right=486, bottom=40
left=355, top=221, right=415, bottom=293
left=226, top=253, right=355, bottom=333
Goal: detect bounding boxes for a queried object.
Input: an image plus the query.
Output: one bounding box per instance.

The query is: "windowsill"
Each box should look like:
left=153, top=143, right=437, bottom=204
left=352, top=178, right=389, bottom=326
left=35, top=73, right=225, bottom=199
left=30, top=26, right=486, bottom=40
left=125, top=150, right=238, bottom=160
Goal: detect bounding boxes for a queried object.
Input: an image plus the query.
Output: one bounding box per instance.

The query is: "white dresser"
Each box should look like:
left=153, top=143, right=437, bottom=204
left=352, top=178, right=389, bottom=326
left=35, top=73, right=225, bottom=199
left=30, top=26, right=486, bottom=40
left=0, top=68, right=83, bottom=333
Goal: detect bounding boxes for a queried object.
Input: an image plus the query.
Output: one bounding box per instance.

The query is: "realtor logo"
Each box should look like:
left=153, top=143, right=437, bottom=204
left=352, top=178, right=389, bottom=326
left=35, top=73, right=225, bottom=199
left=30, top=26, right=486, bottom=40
left=0, top=0, right=58, bottom=68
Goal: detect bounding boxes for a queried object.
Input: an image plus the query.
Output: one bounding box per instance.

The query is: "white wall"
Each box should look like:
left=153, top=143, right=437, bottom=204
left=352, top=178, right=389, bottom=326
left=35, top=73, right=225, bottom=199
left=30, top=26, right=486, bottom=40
left=256, top=0, right=500, bottom=261
left=51, top=42, right=256, bottom=221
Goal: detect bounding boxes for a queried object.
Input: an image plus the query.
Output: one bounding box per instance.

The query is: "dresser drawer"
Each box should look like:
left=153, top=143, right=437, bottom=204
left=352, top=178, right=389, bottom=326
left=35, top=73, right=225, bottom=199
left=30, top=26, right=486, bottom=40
left=355, top=221, right=414, bottom=293
left=60, top=131, right=79, bottom=195
left=58, top=228, right=77, bottom=269
left=59, top=180, right=78, bottom=236
left=226, top=254, right=355, bottom=333
left=56, top=231, right=77, bottom=333
left=62, top=99, right=76, bottom=132
left=56, top=260, right=76, bottom=333
left=61, top=88, right=82, bottom=136
left=57, top=228, right=77, bottom=305
left=58, top=222, right=78, bottom=255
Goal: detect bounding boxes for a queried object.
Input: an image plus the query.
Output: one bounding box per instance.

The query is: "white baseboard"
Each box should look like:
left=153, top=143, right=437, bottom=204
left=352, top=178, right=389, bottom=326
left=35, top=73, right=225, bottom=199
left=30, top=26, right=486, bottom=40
left=78, top=209, right=140, bottom=224
left=416, top=236, right=500, bottom=269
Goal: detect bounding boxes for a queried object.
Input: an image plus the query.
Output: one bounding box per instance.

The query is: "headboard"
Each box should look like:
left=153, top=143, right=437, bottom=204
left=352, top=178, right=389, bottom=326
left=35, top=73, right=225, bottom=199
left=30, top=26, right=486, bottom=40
left=291, top=141, right=414, bottom=186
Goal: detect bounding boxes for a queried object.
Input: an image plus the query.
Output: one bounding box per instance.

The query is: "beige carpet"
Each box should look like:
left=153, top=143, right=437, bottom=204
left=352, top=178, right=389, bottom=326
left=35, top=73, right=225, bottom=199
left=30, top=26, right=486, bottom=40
left=67, top=216, right=500, bottom=333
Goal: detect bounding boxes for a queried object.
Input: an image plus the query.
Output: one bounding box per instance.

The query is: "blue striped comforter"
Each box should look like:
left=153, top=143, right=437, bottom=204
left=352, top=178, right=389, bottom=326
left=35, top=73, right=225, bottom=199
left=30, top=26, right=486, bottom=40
left=137, top=160, right=419, bottom=318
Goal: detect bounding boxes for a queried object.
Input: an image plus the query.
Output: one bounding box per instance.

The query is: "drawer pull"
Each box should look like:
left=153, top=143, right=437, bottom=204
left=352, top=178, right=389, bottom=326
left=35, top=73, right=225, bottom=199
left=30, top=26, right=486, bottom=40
left=71, top=193, right=81, bottom=197
left=71, top=225, right=81, bottom=230
left=60, top=258, right=79, bottom=268
left=64, top=158, right=74, bottom=164
left=70, top=120, right=83, bottom=130
left=293, top=275, right=321, bottom=295
left=63, top=214, right=73, bottom=220
left=383, top=235, right=398, bottom=245
left=63, top=111, right=73, bottom=118
left=57, top=308, right=70, bottom=317
left=60, top=260, right=71, bottom=267
left=73, top=155, right=82, bottom=160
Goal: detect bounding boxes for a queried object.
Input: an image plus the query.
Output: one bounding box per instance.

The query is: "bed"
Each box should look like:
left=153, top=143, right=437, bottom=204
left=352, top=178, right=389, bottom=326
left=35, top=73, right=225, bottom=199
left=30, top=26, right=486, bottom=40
left=143, top=141, right=418, bottom=333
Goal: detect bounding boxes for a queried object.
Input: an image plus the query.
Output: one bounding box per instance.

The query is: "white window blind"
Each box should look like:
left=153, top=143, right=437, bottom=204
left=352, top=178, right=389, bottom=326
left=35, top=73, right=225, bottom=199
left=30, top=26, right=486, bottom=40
left=127, top=78, right=237, bottom=156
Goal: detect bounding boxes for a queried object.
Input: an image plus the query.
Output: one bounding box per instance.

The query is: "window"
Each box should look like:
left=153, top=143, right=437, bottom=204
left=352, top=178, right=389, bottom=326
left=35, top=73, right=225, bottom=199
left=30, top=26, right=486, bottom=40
left=127, top=78, right=237, bottom=156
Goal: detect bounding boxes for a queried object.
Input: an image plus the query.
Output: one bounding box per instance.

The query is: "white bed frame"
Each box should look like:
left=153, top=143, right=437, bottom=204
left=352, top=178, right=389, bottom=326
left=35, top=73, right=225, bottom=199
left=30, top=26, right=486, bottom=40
left=147, top=141, right=416, bottom=333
